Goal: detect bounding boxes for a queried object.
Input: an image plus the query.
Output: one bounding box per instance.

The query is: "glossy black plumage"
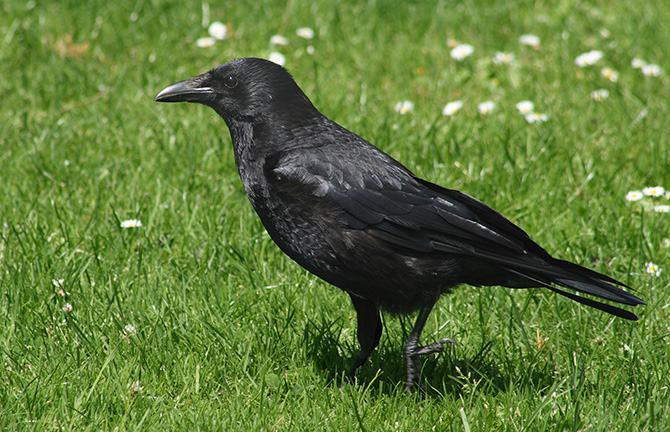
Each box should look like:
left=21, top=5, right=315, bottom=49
left=155, top=57, right=644, bottom=390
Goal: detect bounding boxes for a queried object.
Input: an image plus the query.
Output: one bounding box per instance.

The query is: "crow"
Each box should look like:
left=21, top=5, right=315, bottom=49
left=155, top=57, right=644, bottom=391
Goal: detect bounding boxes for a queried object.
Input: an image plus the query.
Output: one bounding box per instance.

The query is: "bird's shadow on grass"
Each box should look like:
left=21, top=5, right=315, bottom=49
left=303, top=317, right=557, bottom=398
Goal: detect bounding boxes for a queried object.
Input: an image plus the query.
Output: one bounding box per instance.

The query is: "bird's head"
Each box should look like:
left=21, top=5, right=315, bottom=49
left=154, top=57, right=318, bottom=125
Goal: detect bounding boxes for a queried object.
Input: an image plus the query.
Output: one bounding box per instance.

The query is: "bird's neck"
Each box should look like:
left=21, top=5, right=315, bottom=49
left=227, top=120, right=255, bottom=169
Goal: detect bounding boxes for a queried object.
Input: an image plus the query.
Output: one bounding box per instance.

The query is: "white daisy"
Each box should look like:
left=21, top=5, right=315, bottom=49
left=519, top=34, right=540, bottom=47
left=643, top=186, right=665, bottom=197
left=653, top=205, right=670, bottom=213
left=477, top=101, right=495, bottom=114
left=124, top=324, right=137, bottom=336
left=641, top=64, right=661, bottom=77
left=645, top=262, right=662, bottom=277
left=128, top=381, right=144, bottom=393
left=450, top=44, right=474, bottom=61
left=515, top=100, right=534, bottom=115
left=601, top=67, right=618, bottom=82
left=268, top=52, right=286, bottom=66
left=590, top=89, right=610, bottom=101
left=575, top=50, right=604, bottom=67
left=631, top=58, right=646, bottom=69
left=442, top=100, right=463, bottom=116
left=208, top=22, right=227, bottom=40
left=195, top=37, right=216, bottom=48
left=120, top=219, right=143, bottom=228
left=493, top=52, right=514, bottom=64
left=525, top=112, right=548, bottom=123
left=62, top=303, right=73, bottom=313
left=625, top=191, right=644, bottom=201
left=296, top=27, right=315, bottom=39
left=270, top=35, right=289, bottom=46
left=394, top=101, right=414, bottom=115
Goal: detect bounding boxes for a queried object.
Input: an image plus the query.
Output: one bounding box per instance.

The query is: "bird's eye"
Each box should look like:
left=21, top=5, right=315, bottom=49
left=224, top=76, right=238, bottom=88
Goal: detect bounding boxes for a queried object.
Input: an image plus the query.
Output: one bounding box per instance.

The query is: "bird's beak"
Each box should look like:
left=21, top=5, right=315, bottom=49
left=154, top=75, right=214, bottom=103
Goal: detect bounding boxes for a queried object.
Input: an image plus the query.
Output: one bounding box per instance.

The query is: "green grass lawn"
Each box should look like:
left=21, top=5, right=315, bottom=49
left=2, top=0, right=669, bottom=430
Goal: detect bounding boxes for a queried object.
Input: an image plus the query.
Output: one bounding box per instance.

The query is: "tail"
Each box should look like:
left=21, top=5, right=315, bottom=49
left=507, top=258, right=645, bottom=320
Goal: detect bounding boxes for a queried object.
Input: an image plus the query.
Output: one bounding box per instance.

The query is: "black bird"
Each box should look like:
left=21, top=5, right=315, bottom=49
left=155, top=58, right=644, bottom=391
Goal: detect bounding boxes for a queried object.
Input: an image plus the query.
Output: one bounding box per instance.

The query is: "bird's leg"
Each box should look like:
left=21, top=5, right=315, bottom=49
left=344, top=295, right=382, bottom=385
left=404, top=300, right=456, bottom=391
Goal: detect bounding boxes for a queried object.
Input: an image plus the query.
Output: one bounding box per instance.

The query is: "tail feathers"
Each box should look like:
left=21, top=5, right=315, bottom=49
left=507, top=268, right=644, bottom=321
left=553, top=277, right=644, bottom=306
left=548, top=286, right=639, bottom=321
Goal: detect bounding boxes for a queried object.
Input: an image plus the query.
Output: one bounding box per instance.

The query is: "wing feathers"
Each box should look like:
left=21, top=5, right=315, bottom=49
left=269, top=151, right=643, bottom=314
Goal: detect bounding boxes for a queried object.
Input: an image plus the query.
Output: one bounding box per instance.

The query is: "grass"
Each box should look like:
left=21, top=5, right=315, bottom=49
left=1, top=0, right=669, bottom=430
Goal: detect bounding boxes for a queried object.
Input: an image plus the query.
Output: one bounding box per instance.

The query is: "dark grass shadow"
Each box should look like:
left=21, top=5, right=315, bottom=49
left=303, top=316, right=558, bottom=399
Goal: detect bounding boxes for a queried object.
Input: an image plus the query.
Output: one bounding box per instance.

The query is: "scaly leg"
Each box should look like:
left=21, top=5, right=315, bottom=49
left=404, top=299, right=455, bottom=391
left=344, top=294, right=382, bottom=383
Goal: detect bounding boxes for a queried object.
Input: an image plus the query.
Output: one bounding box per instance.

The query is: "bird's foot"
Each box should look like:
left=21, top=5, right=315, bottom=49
left=405, top=338, right=457, bottom=391
left=411, top=338, right=457, bottom=356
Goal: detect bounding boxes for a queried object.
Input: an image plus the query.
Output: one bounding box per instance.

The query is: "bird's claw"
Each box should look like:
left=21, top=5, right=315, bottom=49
left=412, top=338, right=457, bottom=356
left=405, top=337, right=457, bottom=391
